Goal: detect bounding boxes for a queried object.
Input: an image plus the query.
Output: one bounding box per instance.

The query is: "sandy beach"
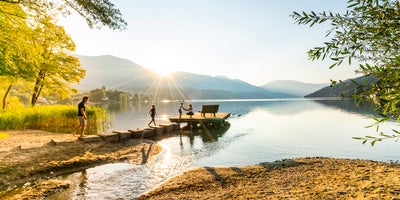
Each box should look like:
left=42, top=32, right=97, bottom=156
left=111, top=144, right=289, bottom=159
left=1, top=130, right=400, bottom=199
left=0, top=130, right=161, bottom=199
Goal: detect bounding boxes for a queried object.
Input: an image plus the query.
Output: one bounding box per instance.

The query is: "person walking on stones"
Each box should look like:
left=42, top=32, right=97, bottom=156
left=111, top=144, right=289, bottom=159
left=148, top=104, right=157, bottom=127
left=72, top=96, right=89, bottom=137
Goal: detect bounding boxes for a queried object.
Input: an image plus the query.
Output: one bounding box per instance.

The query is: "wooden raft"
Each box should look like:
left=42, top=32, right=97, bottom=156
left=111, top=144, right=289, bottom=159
left=169, top=112, right=230, bottom=128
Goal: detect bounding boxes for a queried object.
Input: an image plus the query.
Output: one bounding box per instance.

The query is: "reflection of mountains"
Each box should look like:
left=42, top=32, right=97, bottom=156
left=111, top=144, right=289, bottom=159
left=215, top=100, right=322, bottom=116
left=312, top=99, right=378, bottom=117
left=222, top=99, right=377, bottom=117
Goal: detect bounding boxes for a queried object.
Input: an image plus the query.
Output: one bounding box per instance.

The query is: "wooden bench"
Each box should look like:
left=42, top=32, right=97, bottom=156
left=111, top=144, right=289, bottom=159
left=201, top=104, right=219, bottom=117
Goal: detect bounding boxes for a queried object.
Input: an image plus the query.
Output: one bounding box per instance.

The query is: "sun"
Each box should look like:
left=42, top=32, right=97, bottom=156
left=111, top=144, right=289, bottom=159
left=154, top=68, right=173, bottom=76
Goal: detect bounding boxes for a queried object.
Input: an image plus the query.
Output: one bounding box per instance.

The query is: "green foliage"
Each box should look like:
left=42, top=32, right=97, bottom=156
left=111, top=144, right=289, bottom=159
left=0, top=0, right=127, bottom=30
left=29, top=16, right=85, bottom=106
left=88, top=87, right=151, bottom=104
left=0, top=105, right=109, bottom=134
left=62, top=0, right=127, bottom=30
left=0, top=3, right=85, bottom=107
left=105, top=90, right=130, bottom=103
left=89, top=88, right=106, bottom=102
left=291, top=0, right=400, bottom=145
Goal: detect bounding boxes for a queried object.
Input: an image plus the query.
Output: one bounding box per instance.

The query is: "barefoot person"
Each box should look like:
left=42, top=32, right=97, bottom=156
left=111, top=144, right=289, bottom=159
left=148, top=104, right=157, bottom=127
left=72, top=96, right=89, bottom=137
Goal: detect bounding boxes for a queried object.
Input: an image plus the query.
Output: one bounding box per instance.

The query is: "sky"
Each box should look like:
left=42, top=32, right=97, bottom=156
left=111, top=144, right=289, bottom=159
left=58, top=0, right=359, bottom=86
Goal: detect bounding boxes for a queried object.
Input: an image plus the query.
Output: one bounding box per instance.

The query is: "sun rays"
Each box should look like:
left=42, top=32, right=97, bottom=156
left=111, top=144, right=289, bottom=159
left=144, top=72, right=188, bottom=103
left=112, top=69, right=188, bottom=103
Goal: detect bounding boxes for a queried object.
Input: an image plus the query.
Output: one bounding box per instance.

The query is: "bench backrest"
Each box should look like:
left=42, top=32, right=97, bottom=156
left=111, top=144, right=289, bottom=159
left=201, top=104, right=219, bottom=113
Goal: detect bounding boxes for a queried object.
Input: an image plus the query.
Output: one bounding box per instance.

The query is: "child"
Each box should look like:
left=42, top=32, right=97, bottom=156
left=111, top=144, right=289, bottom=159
left=179, top=102, right=184, bottom=119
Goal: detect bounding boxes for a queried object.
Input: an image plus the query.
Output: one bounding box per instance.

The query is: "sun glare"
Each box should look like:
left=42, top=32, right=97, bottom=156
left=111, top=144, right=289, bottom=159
left=155, top=68, right=173, bottom=76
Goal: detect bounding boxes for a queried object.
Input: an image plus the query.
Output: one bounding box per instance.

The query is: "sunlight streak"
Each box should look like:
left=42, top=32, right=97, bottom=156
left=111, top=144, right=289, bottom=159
left=114, top=70, right=188, bottom=102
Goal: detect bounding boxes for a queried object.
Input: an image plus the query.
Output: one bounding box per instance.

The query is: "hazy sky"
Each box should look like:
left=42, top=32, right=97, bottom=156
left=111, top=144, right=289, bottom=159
left=59, top=0, right=359, bottom=86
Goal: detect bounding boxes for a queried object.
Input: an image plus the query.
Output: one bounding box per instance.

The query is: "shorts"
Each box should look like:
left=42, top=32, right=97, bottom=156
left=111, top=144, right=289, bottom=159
left=78, top=116, right=87, bottom=125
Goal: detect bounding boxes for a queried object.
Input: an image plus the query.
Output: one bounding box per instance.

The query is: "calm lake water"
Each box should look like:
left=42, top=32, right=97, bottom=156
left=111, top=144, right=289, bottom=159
left=51, top=98, right=400, bottom=199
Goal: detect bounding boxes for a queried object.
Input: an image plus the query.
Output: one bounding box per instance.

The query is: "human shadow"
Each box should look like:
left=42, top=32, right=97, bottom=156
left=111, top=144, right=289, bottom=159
left=141, top=143, right=153, bottom=165
left=204, top=166, right=243, bottom=186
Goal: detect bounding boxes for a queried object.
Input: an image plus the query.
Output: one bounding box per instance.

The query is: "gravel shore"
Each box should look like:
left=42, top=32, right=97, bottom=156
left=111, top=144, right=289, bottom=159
left=2, top=130, right=400, bottom=199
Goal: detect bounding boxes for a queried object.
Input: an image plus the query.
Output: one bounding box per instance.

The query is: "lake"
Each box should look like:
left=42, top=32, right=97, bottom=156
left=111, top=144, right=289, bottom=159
left=53, top=98, right=400, bottom=199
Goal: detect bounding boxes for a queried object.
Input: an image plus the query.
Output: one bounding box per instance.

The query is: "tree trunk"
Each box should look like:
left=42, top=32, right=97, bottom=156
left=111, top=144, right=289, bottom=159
left=31, top=69, right=46, bottom=107
left=2, top=84, right=12, bottom=110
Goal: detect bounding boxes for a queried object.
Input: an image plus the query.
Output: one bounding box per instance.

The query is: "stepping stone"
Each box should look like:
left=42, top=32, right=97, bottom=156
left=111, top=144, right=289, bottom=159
left=50, top=138, right=75, bottom=145
left=143, top=128, right=155, bottom=138
left=160, top=124, right=173, bottom=132
left=99, top=132, right=119, bottom=142
left=118, top=131, right=132, bottom=141
left=154, top=126, right=164, bottom=135
left=129, top=129, right=144, bottom=139
left=79, top=135, right=101, bottom=142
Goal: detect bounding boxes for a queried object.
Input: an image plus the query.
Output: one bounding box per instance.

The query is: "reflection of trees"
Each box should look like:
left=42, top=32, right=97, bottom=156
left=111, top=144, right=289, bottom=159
left=312, top=98, right=377, bottom=117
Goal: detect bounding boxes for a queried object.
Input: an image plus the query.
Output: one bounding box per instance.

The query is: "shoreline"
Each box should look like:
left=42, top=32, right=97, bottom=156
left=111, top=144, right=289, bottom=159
left=0, top=130, right=162, bottom=199
left=138, top=157, right=400, bottom=199
left=2, top=130, right=400, bottom=199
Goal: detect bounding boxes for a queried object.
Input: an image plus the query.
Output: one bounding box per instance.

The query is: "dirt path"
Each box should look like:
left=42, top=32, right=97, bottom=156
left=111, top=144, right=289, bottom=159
left=0, top=130, right=162, bottom=199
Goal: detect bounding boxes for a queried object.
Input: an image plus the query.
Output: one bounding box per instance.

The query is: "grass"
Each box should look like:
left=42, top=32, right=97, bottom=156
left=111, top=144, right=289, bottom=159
left=0, top=105, right=109, bottom=134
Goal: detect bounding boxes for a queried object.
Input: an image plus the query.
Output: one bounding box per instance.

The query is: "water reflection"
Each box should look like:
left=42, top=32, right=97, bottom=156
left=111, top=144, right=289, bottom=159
left=77, top=170, right=87, bottom=196
left=312, top=98, right=377, bottom=117
left=53, top=122, right=234, bottom=199
left=50, top=98, right=400, bottom=200
left=104, top=99, right=331, bottom=131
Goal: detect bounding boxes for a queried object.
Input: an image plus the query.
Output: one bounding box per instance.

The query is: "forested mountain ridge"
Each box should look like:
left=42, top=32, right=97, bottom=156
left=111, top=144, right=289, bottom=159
left=76, top=55, right=295, bottom=99
left=305, top=76, right=376, bottom=97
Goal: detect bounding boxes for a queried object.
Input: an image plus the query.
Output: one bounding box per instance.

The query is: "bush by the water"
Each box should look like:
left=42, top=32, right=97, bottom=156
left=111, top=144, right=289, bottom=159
left=0, top=105, right=109, bottom=134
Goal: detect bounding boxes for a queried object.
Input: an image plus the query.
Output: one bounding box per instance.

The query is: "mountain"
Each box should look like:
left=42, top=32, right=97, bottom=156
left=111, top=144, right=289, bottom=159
left=305, top=75, right=376, bottom=97
left=76, top=55, right=295, bottom=99
left=76, top=55, right=150, bottom=90
left=260, top=80, right=328, bottom=97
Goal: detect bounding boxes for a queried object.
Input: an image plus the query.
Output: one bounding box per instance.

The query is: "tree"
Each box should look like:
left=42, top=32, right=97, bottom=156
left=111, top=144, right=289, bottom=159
left=0, top=0, right=127, bottom=30
left=29, top=17, right=85, bottom=106
left=106, top=90, right=127, bottom=103
left=291, top=0, right=400, bottom=144
left=0, top=2, right=37, bottom=109
left=89, top=88, right=106, bottom=102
